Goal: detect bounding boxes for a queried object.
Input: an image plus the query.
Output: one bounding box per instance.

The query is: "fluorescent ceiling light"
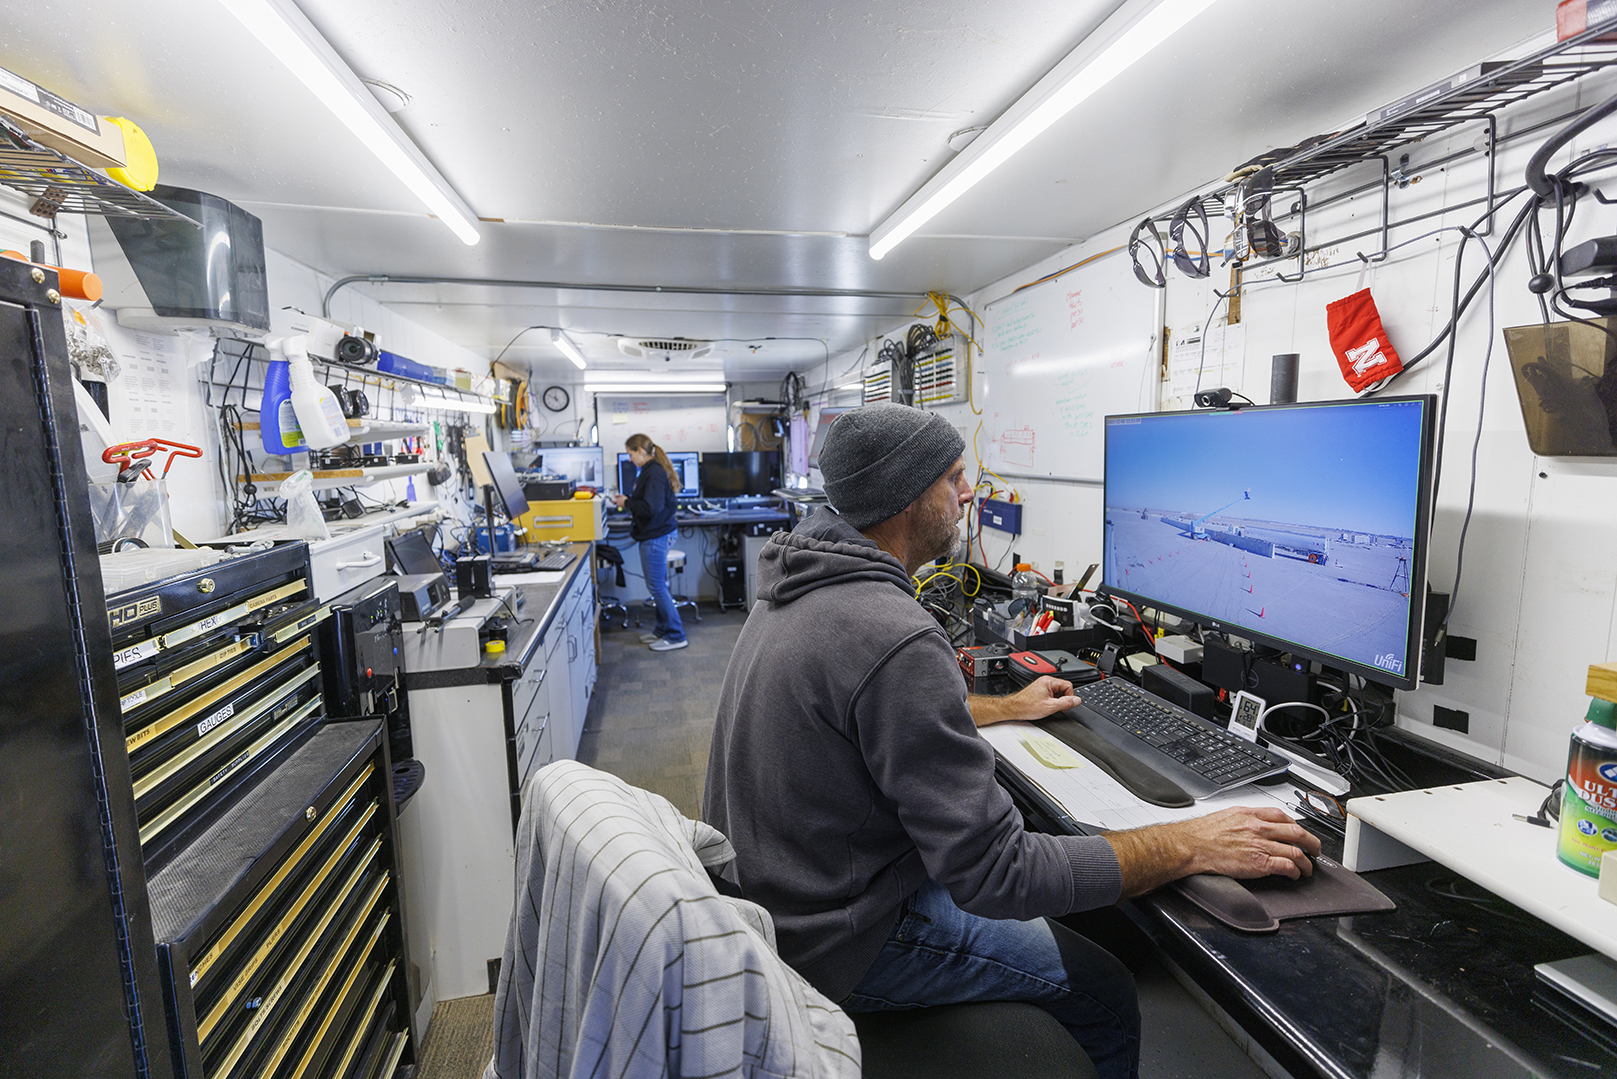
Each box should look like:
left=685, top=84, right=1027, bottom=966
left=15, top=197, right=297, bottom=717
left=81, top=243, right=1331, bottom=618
left=868, top=0, right=1219, bottom=260
left=584, top=382, right=728, bottom=395
left=552, top=328, right=588, bottom=370
left=218, top=0, right=481, bottom=246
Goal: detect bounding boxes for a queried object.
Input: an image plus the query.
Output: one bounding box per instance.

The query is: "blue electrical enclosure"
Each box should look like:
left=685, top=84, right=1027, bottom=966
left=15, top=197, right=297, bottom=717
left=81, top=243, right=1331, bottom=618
left=980, top=497, right=1022, bottom=535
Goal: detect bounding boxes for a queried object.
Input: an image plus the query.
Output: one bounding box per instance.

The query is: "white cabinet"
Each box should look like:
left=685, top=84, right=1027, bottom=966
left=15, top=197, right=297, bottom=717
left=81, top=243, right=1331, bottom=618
left=307, top=524, right=387, bottom=600
left=396, top=550, right=598, bottom=1006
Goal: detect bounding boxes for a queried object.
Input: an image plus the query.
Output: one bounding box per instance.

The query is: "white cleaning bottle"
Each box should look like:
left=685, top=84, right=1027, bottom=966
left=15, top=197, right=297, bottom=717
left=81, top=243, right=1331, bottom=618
left=284, top=334, right=350, bottom=450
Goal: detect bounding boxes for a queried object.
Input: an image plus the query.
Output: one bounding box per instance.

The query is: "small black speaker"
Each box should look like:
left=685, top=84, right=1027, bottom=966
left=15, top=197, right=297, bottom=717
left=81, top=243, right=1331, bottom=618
left=1270, top=353, right=1299, bottom=404
left=455, top=555, right=493, bottom=599
left=1141, top=662, right=1216, bottom=719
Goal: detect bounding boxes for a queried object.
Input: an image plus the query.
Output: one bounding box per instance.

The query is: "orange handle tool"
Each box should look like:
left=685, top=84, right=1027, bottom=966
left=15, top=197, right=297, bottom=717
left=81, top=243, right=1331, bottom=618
left=103, top=439, right=203, bottom=477
left=1, top=250, right=103, bottom=302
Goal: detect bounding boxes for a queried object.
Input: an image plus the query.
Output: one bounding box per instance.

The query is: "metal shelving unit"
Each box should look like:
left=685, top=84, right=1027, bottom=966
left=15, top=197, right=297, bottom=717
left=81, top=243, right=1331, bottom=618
left=0, top=114, right=199, bottom=227
left=239, top=463, right=435, bottom=493
left=1147, top=19, right=1617, bottom=277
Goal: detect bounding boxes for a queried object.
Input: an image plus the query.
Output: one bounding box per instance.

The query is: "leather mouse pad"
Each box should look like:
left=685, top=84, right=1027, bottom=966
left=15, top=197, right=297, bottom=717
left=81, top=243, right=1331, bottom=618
left=1168, top=854, right=1395, bottom=933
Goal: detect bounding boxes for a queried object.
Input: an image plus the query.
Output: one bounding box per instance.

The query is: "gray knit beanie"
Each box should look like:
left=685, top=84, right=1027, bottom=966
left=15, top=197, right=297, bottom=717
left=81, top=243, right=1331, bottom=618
left=819, top=404, right=966, bottom=530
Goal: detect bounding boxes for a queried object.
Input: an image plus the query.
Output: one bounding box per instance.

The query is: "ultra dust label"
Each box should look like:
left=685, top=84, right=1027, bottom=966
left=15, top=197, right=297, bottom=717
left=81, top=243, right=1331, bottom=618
left=1558, top=748, right=1617, bottom=877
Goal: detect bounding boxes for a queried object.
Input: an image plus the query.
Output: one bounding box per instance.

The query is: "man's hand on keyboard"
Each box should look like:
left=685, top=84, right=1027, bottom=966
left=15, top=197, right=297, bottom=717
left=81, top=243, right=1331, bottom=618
left=967, top=676, right=1081, bottom=727
left=1106, top=807, right=1322, bottom=897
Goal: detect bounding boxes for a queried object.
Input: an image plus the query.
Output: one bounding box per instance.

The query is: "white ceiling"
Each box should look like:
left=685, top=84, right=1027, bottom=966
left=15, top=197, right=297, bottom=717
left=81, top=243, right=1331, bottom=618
left=2, top=0, right=1549, bottom=382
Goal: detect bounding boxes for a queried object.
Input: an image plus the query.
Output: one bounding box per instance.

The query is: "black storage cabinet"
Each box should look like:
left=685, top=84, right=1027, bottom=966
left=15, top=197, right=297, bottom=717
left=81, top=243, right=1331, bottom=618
left=0, top=255, right=175, bottom=1075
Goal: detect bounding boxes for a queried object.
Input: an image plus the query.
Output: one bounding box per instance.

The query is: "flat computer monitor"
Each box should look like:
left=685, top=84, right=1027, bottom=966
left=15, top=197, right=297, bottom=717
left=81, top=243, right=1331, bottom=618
left=617, top=451, right=700, bottom=499
left=386, top=528, right=442, bottom=576
left=529, top=446, right=605, bottom=486
left=701, top=451, right=781, bottom=498
left=483, top=450, right=531, bottom=520
left=1102, top=396, right=1437, bottom=689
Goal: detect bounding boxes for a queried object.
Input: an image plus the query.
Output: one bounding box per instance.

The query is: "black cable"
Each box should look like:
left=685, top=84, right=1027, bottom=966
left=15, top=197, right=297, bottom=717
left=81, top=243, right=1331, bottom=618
left=1192, top=290, right=1233, bottom=396
left=1525, top=91, right=1617, bottom=198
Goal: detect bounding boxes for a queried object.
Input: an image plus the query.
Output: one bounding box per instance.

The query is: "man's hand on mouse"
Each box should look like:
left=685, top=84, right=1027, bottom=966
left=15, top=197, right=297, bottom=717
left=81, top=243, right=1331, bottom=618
left=1105, top=806, right=1323, bottom=897
left=967, top=676, right=1082, bottom=727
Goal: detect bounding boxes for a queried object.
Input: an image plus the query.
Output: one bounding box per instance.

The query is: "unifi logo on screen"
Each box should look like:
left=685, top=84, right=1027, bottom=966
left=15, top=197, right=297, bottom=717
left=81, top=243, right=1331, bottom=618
left=1373, top=652, right=1404, bottom=673
left=1346, top=338, right=1391, bottom=376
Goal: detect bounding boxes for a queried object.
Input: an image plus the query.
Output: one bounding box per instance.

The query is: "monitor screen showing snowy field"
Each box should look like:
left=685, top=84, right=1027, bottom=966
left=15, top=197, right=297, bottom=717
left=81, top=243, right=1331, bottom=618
left=1103, top=398, right=1434, bottom=685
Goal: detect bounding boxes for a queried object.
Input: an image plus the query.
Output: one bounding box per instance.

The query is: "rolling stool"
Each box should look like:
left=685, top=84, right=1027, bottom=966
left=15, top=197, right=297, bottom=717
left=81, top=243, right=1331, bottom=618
left=666, top=548, right=702, bottom=623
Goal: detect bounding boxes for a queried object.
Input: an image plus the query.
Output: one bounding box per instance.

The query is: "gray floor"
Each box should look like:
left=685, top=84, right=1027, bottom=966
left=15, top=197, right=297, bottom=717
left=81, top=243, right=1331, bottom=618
left=575, top=602, right=1272, bottom=1079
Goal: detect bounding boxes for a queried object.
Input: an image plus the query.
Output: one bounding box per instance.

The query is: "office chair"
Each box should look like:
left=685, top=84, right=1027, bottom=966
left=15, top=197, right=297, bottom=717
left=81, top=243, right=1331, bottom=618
left=666, top=547, right=702, bottom=622
left=593, top=543, right=629, bottom=629
left=487, top=762, right=861, bottom=1078
left=852, top=1002, right=1097, bottom=1079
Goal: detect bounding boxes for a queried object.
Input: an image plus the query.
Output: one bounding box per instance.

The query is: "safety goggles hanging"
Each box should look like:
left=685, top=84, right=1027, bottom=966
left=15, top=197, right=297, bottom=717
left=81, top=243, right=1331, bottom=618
left=1130, top=217, right=1168, bottom=288
left=1168, top=196, right=1211, bottom=279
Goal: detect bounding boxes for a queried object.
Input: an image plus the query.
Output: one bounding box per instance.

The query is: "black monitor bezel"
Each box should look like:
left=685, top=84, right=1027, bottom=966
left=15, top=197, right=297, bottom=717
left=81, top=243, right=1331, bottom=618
left=386, top=529, right=442, bottom=576
left=617, top=451, right=701, bottom=498
left=700, top=450, right=782, bottom=498
left=482, top=450, right=531, bottom=521
left=1100, top=394, right=1438, bottom=691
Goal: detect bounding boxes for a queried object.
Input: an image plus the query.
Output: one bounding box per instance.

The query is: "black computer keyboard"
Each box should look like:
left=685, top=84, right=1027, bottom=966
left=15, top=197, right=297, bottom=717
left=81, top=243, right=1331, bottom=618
left=531, top=550, right=574, bottom=571
left=1075, top=678, right=1288, bottom=796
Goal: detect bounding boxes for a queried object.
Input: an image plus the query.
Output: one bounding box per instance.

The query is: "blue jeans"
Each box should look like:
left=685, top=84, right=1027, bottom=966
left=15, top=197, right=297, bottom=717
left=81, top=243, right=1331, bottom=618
left=842, top=879, right=1139, bottom=1079
left=637, top=531, right=685, bottom=642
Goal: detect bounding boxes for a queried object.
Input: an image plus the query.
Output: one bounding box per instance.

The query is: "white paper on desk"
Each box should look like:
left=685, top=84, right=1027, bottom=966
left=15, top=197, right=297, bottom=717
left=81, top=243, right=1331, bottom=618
left=981, top=722, right=1298, bottom=831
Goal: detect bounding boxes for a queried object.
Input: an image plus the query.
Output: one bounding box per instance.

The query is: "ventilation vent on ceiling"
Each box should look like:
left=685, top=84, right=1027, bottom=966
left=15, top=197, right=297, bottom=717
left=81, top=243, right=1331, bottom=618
left=617, top=337, right=714, bottom=360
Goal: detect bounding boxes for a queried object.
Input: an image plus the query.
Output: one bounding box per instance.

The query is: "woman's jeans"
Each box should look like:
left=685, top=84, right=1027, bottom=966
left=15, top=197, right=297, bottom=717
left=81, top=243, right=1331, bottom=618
left=638, top=530, right=685, bottom=642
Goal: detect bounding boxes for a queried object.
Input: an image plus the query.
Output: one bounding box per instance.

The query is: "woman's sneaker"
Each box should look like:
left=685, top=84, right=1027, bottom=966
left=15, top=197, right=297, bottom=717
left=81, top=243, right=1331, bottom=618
left=648, top=637, right=688, bottom=652
left=638, top=632, right=662, bottom=644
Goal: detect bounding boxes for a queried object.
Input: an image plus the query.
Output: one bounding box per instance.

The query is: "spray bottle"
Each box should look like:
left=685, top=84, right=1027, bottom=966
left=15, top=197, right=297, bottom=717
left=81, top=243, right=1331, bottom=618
left=259, top=338, right=302, bottom=455
left=283, top=334, right=350, bottom=450
left=1557, top=692, right=1617, bottom=877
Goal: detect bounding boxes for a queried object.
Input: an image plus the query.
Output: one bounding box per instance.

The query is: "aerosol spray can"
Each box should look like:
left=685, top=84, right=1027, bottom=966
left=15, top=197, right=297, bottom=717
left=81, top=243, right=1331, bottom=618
left=1557, top=696, right=1617, bottom=877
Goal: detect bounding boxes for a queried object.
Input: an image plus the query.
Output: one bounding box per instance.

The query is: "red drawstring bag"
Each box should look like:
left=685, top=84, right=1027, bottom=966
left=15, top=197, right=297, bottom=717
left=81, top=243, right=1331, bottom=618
left=1326, top=288, right=1403, bottom=392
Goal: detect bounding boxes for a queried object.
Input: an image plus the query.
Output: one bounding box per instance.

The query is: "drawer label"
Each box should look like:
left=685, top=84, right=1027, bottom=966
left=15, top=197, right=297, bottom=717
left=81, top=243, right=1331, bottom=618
left=197, top=702, right=236, bottom=738
left=109, top=594, right=162, bottom=631
left=120, top=687, right=149, bottom=711
left=210, top=749, right=251, bottom=787
left=114, top=638, right=161, bottom=670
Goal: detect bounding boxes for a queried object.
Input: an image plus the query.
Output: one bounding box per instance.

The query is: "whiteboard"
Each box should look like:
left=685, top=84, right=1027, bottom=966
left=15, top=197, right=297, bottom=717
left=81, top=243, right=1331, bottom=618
left=981, top=251, right=1160, bottom=482
left=597, top=393, right=728, bottom=452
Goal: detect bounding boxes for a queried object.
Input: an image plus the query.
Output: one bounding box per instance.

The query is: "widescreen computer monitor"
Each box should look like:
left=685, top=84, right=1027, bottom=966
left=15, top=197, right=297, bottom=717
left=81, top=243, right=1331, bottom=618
left=701, top=451, right=781, bottom=498
left=529, top=446, right=605, bottom=486
left=617, top=451, right=700, bottom=499
left=482, top=450, right=531, bottom=521
left=1102, top=396, right=1437, bottom=690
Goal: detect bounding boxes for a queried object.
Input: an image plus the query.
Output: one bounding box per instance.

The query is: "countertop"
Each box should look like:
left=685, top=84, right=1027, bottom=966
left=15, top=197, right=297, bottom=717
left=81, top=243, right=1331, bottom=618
left=995, top=733, right=1617, bottom=1079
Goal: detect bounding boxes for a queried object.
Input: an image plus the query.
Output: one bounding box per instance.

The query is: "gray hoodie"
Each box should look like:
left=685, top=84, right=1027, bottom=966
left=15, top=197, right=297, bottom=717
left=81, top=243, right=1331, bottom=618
left=703, top=508, right=1122, bottom=1001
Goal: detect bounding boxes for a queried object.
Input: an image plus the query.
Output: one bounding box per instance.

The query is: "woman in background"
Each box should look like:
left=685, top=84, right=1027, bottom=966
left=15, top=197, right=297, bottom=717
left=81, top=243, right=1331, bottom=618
left=612, top=434, right=687, bottom=651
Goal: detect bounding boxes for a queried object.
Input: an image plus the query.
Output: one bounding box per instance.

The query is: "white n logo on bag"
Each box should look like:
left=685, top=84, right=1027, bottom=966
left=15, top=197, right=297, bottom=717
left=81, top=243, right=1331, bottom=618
left=1346, top=338, right=1388, bottom=375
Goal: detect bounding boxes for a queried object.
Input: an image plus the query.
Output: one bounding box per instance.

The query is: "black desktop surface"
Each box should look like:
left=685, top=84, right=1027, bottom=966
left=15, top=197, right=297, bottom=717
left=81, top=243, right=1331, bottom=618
left=994, top=730, right=1616, bottom=1079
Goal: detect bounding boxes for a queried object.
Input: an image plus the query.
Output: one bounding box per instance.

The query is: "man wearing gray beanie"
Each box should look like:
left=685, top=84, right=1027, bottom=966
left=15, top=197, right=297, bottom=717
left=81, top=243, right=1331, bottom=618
left=704, top=404, right=1319, bottom=1079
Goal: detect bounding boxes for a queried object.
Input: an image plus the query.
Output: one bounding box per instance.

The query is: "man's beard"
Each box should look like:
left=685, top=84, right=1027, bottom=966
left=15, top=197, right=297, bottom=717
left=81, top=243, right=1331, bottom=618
left=915, top=493, right=963, bottom=566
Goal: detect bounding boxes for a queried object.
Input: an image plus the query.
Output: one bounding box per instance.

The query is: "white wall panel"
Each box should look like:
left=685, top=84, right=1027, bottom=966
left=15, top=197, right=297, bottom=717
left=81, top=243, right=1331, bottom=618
left=795, top=54, right=1617, bottom=780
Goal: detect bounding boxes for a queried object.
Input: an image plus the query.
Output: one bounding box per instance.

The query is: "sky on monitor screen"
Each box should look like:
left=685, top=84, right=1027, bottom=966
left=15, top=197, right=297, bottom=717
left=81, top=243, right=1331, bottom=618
left=1105, top=401, right=1423, bottom=539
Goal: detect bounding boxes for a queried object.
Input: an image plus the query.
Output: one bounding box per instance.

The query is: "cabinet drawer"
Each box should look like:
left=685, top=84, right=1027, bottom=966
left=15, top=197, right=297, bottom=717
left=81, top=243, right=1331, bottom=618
left=307, top=526, right=387, bottom=602
left=511, top=658, right=547, bottom=725
left=519, top=716, right=552, bottom=790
